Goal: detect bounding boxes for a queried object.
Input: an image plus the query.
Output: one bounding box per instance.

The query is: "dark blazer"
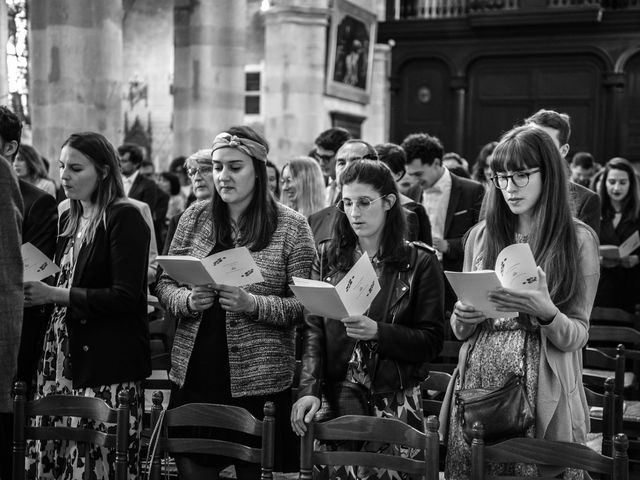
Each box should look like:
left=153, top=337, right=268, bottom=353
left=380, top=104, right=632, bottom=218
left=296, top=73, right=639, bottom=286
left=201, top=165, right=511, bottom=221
left=298, top=242, right=445, bottom=398
left=570, top=182, right=601, bottom=236
left=56, top=201, right=151, bottom=387
left=402, top=199, right=432, bottom=245
left=440, top=174, right=485, bottom=273
left=17, top=180, right=58, bottom=385
left=128, top=173, right=158, bottom=214
left=308, top=205, right=421, bottom=249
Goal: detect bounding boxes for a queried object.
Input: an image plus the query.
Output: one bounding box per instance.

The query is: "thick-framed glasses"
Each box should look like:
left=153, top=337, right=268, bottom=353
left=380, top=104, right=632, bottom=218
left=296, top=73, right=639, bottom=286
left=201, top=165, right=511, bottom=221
left=336, top=195, right=386, bottom=213
left=313, top=151, right=334, bottom=163
left=491, top=168, right=540, bottom=190
left=185, top=165, right=214, bottom=177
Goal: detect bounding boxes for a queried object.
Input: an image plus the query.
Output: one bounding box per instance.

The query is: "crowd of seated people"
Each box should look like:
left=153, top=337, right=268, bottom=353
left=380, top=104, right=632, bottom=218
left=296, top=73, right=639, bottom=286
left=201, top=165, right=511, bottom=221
left=1, top=102, right=639, bottom=480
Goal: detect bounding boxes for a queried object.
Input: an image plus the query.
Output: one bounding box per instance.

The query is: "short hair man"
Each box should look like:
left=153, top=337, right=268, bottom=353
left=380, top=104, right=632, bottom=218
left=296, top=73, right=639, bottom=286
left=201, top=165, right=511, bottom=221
left=117, top=143, right=158, bottom=209
left=525, top=108, right=601, bottom=234
left=313, top=127, right=352, bottom=204
left=570, top=152, right=596, bottom=188
left=402, top=132, right=485, bottom=310
left=140, top=159, right=156, bottom=179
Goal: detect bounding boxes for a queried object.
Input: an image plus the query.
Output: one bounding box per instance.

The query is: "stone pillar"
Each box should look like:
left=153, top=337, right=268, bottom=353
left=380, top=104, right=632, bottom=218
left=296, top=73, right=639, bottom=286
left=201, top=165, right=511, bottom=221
left=451, top=76, right=467, bottom=155
left=263, top=1, right=329, bottom=164
left=173, top=0, right=246, bottom=158
left=0, top=2, right=8, bottom=107
left=363, top=43, right=391, bottom=144
left=30, top=0, right=123, bottom=176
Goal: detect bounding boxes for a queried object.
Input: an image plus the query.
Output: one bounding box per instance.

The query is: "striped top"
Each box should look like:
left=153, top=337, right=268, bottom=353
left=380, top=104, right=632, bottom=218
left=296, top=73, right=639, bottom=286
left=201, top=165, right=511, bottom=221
left=155, top=200, right=316, bottom=397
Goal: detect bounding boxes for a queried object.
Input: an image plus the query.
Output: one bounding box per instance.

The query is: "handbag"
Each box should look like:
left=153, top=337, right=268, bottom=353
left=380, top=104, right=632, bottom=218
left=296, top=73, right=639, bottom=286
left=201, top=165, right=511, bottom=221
left=455, top=335, right=534, bottom=445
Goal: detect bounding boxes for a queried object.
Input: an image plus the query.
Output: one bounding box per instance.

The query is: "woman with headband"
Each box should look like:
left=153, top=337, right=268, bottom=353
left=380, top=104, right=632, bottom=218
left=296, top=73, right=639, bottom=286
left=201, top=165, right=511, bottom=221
left=155, top=126, right=316, bottom=479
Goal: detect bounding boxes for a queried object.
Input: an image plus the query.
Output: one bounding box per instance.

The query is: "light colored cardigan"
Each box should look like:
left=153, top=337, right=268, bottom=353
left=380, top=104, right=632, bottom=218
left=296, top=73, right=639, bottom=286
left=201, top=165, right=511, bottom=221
left=441, top=220, right=599, bottom=443
left=155, top=200, right=316, bottom=397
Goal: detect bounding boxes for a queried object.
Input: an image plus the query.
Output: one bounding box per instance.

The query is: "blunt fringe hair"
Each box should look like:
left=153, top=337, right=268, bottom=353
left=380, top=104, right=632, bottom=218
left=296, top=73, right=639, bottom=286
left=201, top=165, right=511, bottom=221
left=599, top=157, right=640, bottom=222
left=400, top=133, right=444, bottom=166
left=211, top=125, right=278, bottom=251
left=281, top=156, right=325, bottom=218
left=485, top=125, right=581, bottom=312
left=327, top=160, right=408, bottom=271
left=525, top=109, right=571, bottom=145
left=17, top=144, right=49, bottom=180
left=60, top=132, right=125, bottom=244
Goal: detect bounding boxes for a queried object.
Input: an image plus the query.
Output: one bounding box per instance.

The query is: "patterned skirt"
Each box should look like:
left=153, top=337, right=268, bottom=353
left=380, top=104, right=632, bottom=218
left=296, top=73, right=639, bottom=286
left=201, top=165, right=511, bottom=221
left=25, top=302, right=143, bottom=480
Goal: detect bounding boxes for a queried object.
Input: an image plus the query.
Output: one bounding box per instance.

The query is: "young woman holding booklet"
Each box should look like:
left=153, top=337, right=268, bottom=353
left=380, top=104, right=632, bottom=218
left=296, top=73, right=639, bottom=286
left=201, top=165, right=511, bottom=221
left=290, top=159, right=445, bottom=480
left=155, top=126, right=315, bottom=479
left=443, top=125, right=600, bottom=479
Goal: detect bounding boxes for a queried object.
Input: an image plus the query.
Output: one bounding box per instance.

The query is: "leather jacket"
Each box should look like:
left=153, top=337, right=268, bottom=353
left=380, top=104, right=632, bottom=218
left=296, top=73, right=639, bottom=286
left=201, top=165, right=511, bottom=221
left=297, top=241, right=445, bottom=398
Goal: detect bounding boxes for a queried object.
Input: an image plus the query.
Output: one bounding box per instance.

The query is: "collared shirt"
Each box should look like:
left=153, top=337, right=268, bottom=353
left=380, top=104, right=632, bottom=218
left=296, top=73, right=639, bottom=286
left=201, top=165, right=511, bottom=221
left=122, top=169, right=139, bottom=197
left=422, top=168, right=452, bottom=260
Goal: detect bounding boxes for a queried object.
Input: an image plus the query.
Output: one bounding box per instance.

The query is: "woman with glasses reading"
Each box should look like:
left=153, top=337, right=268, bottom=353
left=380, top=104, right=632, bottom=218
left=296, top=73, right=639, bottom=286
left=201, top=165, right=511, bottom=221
left=443, top=125, right=599, bottom=479
left=155, top=126, right=315, bottom=479
left=291, top=160, right=445, bottom=480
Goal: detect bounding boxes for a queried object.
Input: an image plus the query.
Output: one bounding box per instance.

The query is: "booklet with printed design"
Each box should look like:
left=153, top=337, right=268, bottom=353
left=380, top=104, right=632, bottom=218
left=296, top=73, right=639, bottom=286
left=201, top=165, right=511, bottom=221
left=444, top=243, right=538, bottom=319
left=290, top=252, right=381, bottom=320
left=22, top=242, right=60, bottom=282
left=600, top=230, right=640, bottom=260
left=157, top=246, right=264, bottom=287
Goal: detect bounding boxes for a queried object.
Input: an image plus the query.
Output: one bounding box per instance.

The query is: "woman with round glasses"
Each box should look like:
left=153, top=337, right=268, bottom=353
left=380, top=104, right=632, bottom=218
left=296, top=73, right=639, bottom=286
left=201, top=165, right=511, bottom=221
left=443, top=125, right=599, bottom=479
left=291, top=160, right=445, bottom=480
left=594, top=157, right=640, bottom=312
left=280, top=156, right=326, bottom=218
left=155, top=126, right=315, bottom=479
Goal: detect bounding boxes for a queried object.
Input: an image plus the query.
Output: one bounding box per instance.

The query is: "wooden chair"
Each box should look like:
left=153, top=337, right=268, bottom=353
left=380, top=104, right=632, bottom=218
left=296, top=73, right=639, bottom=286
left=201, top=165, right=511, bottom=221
left=421, top=370, right=453, bottom=417
left=469, top=422, right=629, bottom=480
left=299, top=414, right=440, bottom=480
left=432, top=339, right=463, bottom=374
left=12, top=380, right=131, bottom=480
left=147, top=393, right=275, bottom=480
left=585, top=377, right=617, bottom=456
left=590, top=307, right=640, bottom=329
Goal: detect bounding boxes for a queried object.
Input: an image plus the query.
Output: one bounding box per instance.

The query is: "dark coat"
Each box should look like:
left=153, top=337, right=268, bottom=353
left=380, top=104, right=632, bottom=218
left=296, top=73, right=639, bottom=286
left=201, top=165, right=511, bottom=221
left=17, top=180, right=58, bottom=385
left=298, top=242, right=445, bottom=398
left=570, top=182, right=601, bottom=236
left=128, top=173, right=158, bottom=215
left=56, top=201, right=151, bottom=387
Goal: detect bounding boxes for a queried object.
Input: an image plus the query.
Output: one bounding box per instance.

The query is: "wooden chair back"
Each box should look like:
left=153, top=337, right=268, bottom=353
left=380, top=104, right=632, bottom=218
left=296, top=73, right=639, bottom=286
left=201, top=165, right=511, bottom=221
left=421, top=370, right=452, bottom=417
left=585, top=377, right=617, bottom=456
left=469, top=423, right=629, bottom=480
left=432, top=340, right=463, bottom=373
left=147, top=393, right=275, bottom=480
left=12, top=380, right=130, bottom=480
left=299, top=414, right=440, bottom=480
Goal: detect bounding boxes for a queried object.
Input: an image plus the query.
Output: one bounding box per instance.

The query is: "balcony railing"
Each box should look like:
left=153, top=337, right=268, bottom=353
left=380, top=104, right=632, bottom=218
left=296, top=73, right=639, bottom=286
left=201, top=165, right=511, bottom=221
left=389, top=0, right=638, bottom=19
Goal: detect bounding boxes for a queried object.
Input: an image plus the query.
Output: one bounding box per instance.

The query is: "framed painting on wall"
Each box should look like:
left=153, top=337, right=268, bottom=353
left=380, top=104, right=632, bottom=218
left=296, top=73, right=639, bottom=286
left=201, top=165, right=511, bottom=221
left=325, top=0, right=377, bottom=104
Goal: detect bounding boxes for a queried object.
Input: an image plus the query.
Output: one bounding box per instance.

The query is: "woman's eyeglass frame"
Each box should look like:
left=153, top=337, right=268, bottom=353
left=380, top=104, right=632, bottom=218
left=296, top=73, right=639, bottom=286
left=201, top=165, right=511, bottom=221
left=185, top=165, right=214, bottom=178
left=336, top=195, right=387, bottom=213
left=490, top=168, right=541, bottom=190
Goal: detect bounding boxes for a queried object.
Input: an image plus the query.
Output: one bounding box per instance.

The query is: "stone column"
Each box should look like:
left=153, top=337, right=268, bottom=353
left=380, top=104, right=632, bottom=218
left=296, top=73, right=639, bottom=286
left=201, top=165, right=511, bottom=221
left=0, top=2, right=8, bottom=107
left=363, top=43, right=391, bottom=144
left=173, top=0, right=246, bottom=158
left=451, top=75, right=467, bottom=155
left=263, top=1, right=330, bottom=164
left=30, top=0, right=123, bottom=175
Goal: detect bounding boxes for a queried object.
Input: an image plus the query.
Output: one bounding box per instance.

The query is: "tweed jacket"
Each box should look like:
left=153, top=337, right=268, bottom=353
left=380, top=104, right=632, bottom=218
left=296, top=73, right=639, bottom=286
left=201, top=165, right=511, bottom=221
left=156, top=200, right=316, bottom=397
left=0, top=158, right=23, bottom=412
left=441, top=220, right=599, bottom=444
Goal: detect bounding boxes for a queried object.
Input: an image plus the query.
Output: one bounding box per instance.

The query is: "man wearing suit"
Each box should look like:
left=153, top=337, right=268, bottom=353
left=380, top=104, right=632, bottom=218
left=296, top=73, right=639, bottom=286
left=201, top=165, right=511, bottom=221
left=525, top=109, right=601, bottom=235
left=402, top=133, right=485, bottom=311
left=118, top=143, right=158, bottom=212
left=308, top=140, right=421, bottom=248
left=0, top=144, right=23, bottom=480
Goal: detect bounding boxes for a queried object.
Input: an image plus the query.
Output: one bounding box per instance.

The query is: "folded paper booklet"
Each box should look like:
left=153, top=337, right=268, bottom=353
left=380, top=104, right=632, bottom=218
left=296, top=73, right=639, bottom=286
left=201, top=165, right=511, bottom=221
left=157, top=246, right=264, bottom=287
left=290, top=252, right=381, bottom=320
left=600, top=230, right=640, bottom=260
left=22, top=242, right=60, bottom=282
left=445, top=243, right=538, bottom=319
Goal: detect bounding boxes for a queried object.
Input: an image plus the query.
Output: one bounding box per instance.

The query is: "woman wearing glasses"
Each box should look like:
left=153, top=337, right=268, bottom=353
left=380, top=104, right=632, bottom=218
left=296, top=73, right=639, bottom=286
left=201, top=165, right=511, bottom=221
left=155, top=126, right=315, bottom=479
left=291, top=160, right=445, bottom=480
left=444, top=125, right=599, bottom=479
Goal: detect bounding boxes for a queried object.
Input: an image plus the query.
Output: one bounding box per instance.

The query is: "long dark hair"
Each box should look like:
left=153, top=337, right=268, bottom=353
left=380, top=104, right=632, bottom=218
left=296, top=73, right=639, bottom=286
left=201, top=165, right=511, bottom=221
left=211, top=125, right=278, bottom=251
left=485, top=125, right=581, bottom=312
left=60, top=132, right=125, bottom=244
left=327, top=160, right=407, bottom=271
left=599, top=157, right=640, bottom=222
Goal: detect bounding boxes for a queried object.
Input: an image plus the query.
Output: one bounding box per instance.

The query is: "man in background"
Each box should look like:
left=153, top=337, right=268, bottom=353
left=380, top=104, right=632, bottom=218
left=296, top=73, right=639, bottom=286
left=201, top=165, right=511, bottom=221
left=312, top=127, right=352, bottom=205
left=570, top=151, right=597, bottom=188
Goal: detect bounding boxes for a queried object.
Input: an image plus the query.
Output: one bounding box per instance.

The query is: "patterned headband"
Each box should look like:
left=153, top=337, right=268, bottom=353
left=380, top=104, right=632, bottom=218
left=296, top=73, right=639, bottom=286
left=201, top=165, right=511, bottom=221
left=211, top=132, right=268, bottom=163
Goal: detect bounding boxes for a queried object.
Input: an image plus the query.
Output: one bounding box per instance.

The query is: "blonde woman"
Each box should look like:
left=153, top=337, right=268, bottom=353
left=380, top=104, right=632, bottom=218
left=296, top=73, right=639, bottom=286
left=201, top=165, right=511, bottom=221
left=281, top=156, right=326, bottom=218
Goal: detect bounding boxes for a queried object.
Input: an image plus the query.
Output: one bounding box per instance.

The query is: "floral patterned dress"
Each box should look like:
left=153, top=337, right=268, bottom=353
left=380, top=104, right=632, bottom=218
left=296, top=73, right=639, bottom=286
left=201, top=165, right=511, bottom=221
left=316, top=254, right=425, bottom=480
left=444, top=235, right=582, bottom=480
left=25, top=236, right=143, bottom=480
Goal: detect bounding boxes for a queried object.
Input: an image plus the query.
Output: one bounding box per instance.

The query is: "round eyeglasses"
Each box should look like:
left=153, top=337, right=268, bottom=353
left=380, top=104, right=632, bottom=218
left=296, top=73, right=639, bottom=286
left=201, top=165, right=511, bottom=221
left=336, top=195, right=386, bottom=213
left=491, top=168, right=540, bottom=190
left=185, top=165, right=214, bottom=177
